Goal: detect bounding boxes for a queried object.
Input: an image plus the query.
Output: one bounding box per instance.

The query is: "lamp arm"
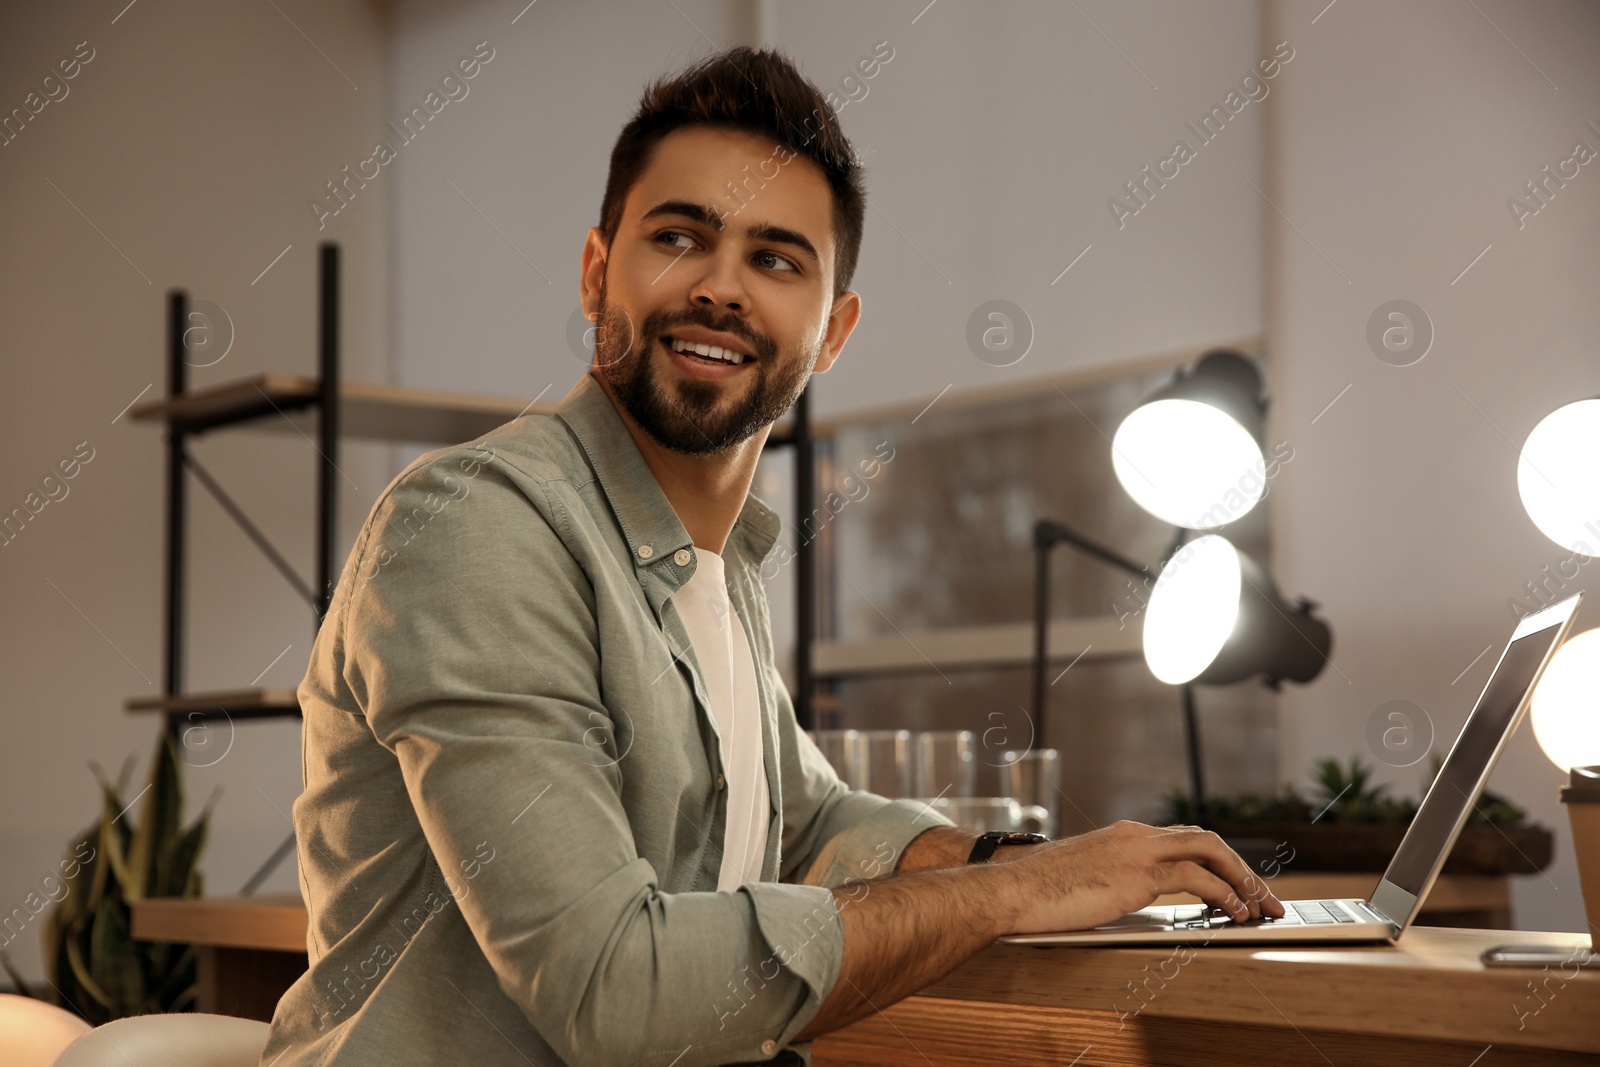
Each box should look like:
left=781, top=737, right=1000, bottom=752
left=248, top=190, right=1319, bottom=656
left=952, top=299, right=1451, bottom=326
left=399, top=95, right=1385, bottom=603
left=1031, top=518, right=1155, bottom=752
left=1034, top=518, right=1153, bottom=581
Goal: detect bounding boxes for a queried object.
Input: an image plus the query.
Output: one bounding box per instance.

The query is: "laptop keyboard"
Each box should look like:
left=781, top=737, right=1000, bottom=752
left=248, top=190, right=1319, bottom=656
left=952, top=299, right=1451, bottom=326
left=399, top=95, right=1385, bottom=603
left=1290, top=900, right=1358, bottom=924
left=1186, top=899, right=1361, bottom=927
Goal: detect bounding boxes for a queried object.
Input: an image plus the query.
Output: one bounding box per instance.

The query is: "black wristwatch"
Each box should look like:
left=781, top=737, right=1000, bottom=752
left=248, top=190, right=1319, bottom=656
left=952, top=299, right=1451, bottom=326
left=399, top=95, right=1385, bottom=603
left=966, top=831, right=1049, bottom=864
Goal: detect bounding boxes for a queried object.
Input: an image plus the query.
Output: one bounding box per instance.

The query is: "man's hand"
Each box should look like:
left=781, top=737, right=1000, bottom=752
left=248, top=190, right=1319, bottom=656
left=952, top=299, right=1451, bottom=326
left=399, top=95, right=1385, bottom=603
left=1002, top=820, right=1284, bottom=934
left=792, top=819, right=1280, bottom=1044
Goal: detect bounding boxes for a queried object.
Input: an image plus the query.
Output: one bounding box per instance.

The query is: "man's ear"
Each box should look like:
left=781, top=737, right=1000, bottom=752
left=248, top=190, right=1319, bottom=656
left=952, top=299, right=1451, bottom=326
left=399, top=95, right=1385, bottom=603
left=579, top=228, right=608, bottom=319
left=812, top=290, right=861, bottom=375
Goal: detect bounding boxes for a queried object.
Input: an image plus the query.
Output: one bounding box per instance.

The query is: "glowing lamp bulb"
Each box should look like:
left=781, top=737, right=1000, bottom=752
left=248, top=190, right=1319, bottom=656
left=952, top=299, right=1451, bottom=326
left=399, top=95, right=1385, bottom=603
left=1518, top=399, right=1600, bottom=557
left=1530, top=627, right=1600, bottom=772
left=1144, top=534, right=1241, bottom=684
left=1113, top=399, right=1265, bottom=530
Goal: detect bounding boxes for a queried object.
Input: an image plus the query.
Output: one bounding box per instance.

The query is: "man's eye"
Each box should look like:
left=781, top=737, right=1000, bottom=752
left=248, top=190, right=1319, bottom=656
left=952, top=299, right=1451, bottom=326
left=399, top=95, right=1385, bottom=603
left=658, top=231, right=697, bottom=251
left=756, top=251, right=797, bottom=273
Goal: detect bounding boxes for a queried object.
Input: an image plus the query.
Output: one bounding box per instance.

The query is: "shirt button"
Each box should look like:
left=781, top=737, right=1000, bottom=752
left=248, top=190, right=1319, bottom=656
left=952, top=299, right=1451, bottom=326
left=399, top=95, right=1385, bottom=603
left=637, top=544, right=654, bottom=560
left=760, top=1040, right=777, bottom=1056
left=674, top=548, right=692, bottom=566
left=715, top=772, right=726, bottom=790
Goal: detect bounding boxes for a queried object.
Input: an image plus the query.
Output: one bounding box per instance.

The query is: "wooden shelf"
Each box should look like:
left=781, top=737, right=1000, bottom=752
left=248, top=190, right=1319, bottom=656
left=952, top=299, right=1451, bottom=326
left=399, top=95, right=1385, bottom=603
left=126, top=687, right=300, bottom=720
left=129, top=373, right=554, bottom=444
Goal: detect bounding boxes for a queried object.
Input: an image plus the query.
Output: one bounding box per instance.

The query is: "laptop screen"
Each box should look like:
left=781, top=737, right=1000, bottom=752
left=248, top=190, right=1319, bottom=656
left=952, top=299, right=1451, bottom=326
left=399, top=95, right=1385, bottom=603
left=1381, top=612, right=1572, bottom=898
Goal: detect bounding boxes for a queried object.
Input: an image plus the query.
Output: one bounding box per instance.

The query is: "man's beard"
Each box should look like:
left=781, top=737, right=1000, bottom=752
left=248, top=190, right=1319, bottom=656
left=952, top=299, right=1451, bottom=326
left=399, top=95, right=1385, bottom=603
left=591, top=282, right=815, bottom=456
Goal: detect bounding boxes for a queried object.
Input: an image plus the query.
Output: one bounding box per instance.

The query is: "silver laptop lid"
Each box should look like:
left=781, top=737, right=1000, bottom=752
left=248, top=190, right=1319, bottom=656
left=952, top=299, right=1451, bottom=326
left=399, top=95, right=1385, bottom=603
left=1369, top=592, right=1582, bottom=934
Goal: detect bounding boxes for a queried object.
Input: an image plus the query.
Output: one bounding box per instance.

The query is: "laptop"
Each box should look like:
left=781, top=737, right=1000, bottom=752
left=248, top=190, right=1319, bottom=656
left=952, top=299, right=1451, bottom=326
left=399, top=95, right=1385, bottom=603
left=1000, top=591, right=1583, bottom=947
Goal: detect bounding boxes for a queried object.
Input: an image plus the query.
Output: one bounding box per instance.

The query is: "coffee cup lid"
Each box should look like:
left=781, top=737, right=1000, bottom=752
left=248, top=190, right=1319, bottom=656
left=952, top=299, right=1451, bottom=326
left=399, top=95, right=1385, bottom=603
left=1560, top=765, right=1600, bottom=803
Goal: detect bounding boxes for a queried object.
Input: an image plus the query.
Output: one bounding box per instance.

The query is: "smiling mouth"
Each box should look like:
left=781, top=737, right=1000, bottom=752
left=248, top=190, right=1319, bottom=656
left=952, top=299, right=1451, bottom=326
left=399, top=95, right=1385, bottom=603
left=661, top=334, right=752, bottom=366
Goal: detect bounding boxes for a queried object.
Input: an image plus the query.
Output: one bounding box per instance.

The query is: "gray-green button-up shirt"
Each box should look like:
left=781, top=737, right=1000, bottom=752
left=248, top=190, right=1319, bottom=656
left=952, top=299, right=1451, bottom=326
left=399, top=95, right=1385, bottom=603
left=260, top=371, right=948, bottom=1067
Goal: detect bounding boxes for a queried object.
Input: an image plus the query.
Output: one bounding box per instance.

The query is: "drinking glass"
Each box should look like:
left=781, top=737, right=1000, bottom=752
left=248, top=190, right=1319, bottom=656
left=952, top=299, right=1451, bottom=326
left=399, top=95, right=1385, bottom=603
left=807, top=729, right=859, bottom=787
left=1000, top=749, right=1061, bottom=837
left=913, top=730, right=976, bottom=800
left=847, top=729, right=914, bottom=797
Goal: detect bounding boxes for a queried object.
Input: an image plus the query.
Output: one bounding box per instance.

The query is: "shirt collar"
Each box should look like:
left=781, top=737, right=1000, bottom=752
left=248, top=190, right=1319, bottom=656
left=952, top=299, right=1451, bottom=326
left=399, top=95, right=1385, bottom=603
left=554, top=372, right=782, bottom=571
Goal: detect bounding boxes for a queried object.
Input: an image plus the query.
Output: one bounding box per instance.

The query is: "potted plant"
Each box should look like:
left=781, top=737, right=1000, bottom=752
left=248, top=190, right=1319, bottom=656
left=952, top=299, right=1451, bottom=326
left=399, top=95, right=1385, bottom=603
left=1163, top=755, right=1553, bottom=875
left=0, top=731, right=217, bottom=1022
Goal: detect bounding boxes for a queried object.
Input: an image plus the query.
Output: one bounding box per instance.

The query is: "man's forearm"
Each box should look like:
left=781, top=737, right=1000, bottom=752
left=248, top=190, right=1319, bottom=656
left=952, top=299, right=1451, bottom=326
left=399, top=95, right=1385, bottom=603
left=791, top=861, right=1019, bottom=1043
left=894, top=825, right=977, bottom=871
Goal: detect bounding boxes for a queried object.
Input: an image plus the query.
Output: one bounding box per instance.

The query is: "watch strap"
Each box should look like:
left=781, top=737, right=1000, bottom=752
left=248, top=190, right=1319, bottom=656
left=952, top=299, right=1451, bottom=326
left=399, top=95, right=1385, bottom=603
left=966, top=830, right=1048, bottom=864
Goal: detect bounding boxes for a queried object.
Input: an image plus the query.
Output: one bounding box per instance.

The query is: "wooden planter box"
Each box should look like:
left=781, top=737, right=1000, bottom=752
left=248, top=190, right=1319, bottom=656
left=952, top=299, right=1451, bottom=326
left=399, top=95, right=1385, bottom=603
left=1213, top=821, right=1554, bottom=875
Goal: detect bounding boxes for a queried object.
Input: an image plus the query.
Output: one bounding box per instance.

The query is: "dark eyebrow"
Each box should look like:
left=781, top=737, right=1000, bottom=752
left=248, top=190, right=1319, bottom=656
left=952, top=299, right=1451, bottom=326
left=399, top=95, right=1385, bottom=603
left=639, top=199, right=821, bottom=268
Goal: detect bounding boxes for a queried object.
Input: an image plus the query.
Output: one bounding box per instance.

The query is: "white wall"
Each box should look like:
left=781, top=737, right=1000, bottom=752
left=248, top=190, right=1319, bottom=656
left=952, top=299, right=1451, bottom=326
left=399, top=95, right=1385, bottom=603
left=776, top=0, right=1266, bottom=418
left=387, top=0, right=735, bottom=404
left=0, top=0, right=392, bottom=986
left=388, top=0, right=1266, bottom=418
left=1267, top=0, right=1600, bottom=932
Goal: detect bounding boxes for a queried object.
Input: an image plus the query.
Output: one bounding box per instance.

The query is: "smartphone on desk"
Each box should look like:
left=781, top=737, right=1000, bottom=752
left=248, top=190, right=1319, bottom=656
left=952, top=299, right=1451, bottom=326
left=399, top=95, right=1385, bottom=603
left=1480, top=944, right=1595, bottom=967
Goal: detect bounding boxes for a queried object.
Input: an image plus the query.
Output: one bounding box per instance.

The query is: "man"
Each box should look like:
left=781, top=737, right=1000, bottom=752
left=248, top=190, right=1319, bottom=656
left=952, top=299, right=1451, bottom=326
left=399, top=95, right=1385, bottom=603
left=260, top=46, right=1279, bottom=1067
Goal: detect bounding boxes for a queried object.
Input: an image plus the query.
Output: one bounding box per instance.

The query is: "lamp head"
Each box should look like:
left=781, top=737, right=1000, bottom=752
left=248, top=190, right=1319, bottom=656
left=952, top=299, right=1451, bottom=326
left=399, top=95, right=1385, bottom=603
left=1519, top=397, right=1600, bottom=557
left=1530, top=626, right=1600, bottom=772
left=1143, top=534, right=1332, bottom=687
left=1113, top=350, right=1270, bottom=530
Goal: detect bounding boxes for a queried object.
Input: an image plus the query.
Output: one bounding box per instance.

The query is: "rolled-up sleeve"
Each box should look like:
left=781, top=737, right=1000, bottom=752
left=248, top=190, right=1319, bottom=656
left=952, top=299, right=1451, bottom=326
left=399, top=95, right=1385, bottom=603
left=341, top=456, right=850, bottom=1065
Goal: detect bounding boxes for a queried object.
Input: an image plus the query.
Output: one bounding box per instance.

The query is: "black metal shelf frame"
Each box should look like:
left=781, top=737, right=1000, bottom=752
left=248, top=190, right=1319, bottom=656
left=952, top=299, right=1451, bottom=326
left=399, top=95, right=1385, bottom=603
left=157, top=244, right=341, bottom=736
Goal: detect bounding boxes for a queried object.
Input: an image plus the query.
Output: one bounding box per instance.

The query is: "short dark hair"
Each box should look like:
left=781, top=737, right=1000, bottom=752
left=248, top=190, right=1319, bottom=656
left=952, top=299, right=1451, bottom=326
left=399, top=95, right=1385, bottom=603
left=598, top=46, right=866, bottom=300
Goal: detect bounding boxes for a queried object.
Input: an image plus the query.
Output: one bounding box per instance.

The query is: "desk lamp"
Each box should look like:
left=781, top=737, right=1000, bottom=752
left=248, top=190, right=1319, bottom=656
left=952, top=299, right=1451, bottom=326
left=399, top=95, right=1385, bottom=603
left=1031, top=350, right=1331, bottom=829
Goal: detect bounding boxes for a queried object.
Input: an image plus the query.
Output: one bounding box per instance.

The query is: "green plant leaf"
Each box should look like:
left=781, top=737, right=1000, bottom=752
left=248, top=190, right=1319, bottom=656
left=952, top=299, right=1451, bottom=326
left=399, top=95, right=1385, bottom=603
left=158, top=789, right=217, bottom=899
left=65, top=930, right=115, bottom=1013
left=87, top=899, right=143, bottom=1018
left=83, top=824, right=111, bottom=918
left=146, top=941, right=198, bottom=1011
left=47, top=911, right=81, bottom=1010
left=89, top=766, right=135, bottom=902
left=49, top=824, right=101, bottom=935
left=138, top=734, right=185, bottom=899
left=123, top=737, right=171, bottom=903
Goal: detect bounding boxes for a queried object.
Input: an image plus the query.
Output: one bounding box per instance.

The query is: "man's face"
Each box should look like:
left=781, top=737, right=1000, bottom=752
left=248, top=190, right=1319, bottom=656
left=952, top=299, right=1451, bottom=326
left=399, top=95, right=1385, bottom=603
left=581, top=125, right=858, bottom=455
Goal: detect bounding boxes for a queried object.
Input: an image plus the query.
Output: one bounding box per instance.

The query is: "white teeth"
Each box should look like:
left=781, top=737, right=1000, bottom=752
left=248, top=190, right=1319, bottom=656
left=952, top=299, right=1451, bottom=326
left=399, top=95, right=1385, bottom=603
left=670, top=336, right=745, bottom=364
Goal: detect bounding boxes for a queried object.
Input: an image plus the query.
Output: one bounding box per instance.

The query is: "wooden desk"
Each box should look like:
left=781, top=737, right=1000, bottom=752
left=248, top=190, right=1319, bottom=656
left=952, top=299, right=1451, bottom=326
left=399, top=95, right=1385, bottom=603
left=812, top=928, right=1598, bottom=1066
left=132, top=879, right=1575, bottom=1063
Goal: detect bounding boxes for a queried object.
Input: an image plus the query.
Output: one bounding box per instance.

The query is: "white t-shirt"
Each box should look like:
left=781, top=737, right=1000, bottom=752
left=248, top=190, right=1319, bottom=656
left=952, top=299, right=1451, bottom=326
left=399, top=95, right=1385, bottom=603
left=670, top=547, right=770, bottom=890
